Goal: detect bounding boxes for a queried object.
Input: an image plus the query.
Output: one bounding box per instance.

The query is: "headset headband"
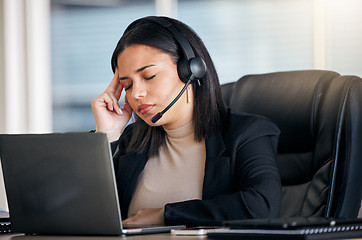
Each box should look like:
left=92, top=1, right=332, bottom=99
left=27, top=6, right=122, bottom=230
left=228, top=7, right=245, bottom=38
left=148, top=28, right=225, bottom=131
left=146, top=16, right=196, bottom=60
left=146, top=16, right=206, bottom=83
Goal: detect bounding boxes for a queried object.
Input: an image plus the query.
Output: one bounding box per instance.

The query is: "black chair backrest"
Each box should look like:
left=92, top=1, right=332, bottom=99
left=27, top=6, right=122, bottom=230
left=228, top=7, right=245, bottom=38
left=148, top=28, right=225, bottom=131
left=221, top=70, right=362, bottom=218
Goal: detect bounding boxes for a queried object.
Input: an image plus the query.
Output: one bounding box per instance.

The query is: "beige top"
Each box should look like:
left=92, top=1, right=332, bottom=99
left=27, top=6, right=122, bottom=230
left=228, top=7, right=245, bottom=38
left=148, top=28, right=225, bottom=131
left=128, top=122, right=206, bottom=217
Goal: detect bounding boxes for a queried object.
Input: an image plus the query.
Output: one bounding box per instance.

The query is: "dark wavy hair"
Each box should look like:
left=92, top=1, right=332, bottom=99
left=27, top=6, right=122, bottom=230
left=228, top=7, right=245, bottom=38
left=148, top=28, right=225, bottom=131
left=111, top=16, right=226, bottom=157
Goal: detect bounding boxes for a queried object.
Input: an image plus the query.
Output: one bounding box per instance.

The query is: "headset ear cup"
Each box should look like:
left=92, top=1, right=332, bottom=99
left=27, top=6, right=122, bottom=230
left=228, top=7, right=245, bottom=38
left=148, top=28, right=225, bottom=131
left=189, top=57, right=207, bottom=79
left=177, top=57, right=207, bottom=83
left=177, top=58, right=190, bottom=83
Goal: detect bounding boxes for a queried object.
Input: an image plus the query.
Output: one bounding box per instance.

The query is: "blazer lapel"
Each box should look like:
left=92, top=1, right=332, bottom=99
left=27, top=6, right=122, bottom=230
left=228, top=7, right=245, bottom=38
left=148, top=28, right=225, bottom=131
left=116, top=152, right=148, bottom=219
left=203, top=130, right=227, bottom=199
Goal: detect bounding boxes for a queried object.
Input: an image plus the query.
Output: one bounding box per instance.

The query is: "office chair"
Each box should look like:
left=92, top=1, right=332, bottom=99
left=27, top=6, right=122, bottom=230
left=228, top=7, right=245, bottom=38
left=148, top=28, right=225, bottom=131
left=221, top=70, right=362, bottom=218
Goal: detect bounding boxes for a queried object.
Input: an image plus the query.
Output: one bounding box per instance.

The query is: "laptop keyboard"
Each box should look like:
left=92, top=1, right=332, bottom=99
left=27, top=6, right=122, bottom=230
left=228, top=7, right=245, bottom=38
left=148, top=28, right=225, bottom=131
left=0, top=221, right=11, bottom=234
left=300, top=223, right=362, bottom=235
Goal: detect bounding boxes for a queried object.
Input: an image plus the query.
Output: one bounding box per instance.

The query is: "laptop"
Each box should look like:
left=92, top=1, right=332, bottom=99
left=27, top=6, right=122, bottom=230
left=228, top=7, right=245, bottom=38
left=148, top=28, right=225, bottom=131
left=0, top=210, right=11, bottom=233
left=0, top=132, right=185, bottom=235
left=207, top=217, right=362, bottom=239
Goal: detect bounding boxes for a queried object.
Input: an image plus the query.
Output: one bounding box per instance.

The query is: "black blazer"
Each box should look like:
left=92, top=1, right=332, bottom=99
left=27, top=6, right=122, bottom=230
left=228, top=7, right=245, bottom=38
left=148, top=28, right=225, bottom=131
left=112, top=109, right=281, bottom=226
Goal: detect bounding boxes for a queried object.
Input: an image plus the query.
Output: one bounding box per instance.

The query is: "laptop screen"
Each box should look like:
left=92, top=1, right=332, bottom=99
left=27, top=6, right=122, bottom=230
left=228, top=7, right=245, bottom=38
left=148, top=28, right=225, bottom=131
left=0, top=132, right=123, bottom=235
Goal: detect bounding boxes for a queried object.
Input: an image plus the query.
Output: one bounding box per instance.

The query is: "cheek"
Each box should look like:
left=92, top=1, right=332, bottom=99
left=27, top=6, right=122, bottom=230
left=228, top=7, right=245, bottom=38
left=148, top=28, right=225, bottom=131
left=125, top=93, right=136, bottom=109
left=157, top=75, right=184, bottom=98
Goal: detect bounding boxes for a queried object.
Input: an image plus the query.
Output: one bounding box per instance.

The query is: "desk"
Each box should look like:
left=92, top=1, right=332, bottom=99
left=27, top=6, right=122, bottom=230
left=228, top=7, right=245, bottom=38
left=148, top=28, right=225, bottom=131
left=0, top=233, right=203, bottom=240
left=1, top=233, right=362, bottom=240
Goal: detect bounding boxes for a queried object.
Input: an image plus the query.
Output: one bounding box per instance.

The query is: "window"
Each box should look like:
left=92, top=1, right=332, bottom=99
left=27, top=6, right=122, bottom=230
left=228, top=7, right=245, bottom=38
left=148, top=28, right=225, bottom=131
left=50, top=0, right=362, bottom=132
left=51, top=0, right=155, bottom=132
left=178, top=0, right=313, bottom=83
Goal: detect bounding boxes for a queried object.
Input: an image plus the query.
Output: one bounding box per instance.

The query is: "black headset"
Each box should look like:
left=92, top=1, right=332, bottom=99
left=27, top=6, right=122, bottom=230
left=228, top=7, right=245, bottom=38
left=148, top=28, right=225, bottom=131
left=135, top=16, right=208, bottom=123
left=146, top=16, right=207, bottom=85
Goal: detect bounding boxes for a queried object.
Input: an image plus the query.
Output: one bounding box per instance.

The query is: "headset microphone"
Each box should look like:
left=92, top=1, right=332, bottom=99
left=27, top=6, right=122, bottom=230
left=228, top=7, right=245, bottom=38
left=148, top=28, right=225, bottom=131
left=151, top=76, right=194, bottom=123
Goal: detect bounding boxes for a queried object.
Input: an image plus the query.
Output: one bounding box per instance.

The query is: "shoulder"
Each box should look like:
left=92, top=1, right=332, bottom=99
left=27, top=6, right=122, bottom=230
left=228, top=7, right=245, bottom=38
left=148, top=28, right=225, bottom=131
left=222, top=109, right=280, bottom=141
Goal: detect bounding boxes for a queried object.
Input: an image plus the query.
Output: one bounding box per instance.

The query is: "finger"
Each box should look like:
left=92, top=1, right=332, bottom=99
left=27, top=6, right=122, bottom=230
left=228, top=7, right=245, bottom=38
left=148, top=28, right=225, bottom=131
left=104, top=68, right=121, bottom=94
left=109, top=93, right=123, bottom=115
left=114, top=79, right=124, bottom=100
left=102, top=93, right=115, bottom=111
left=122, top=217, right=135, bottom=225
left=99, top=92, right=119, bottom=113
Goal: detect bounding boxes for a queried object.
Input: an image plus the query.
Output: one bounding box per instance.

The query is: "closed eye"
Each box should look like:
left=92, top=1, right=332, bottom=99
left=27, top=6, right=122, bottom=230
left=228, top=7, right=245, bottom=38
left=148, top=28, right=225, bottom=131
left=123, top=74, right=155, bottom=91
left=145, top=75, right=156, bottom=80
left=124, top=84, right=133, bottom=91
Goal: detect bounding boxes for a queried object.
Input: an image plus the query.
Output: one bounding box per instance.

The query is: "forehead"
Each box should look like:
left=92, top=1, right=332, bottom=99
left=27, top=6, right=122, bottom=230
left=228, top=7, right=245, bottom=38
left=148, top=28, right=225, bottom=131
left=117, top=44, right=175, bottom=71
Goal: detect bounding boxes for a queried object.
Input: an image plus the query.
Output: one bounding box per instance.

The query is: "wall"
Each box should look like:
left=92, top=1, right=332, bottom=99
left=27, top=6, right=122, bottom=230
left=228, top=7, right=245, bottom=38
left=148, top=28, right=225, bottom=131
left=0, top=0, right=5, bottom=134
left=0, top=0, right=7, bottom=211
left=0, top=0, right=52, bottom=210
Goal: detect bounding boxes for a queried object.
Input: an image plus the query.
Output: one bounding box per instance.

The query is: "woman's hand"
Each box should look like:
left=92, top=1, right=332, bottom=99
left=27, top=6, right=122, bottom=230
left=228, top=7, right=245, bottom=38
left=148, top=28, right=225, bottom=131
left=91, top=68, right=132, bottom=141
left=122, top=208, right=165, bottom=226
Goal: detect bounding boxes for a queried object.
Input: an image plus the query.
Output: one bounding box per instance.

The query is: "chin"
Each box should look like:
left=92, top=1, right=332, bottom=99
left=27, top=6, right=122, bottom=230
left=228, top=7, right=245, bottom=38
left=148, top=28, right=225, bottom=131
left=148, top=120, right=163, bottom=127
left=139, top=115, right=162, bottom=127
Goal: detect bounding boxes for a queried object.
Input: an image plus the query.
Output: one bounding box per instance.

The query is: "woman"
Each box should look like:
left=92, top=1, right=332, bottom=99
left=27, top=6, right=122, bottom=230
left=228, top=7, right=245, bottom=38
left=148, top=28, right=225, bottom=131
left=91, top=16, right=281, bottom=227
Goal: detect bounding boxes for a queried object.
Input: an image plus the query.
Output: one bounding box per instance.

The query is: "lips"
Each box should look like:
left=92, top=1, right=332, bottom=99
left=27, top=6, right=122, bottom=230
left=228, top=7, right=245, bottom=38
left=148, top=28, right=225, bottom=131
left=137, top=104, right=155, bottom=114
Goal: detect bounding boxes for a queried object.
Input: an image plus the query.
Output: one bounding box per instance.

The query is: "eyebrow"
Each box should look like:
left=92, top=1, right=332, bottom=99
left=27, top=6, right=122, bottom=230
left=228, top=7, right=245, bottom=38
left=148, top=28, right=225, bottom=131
left=119, top=64, right=156, bottom=81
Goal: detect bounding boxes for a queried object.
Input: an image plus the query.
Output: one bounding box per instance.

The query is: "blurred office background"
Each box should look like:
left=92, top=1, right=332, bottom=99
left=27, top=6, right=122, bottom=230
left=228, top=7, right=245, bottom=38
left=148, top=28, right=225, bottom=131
left=0, top=0, right=362, bottom=213
left=49, top=0, right=362, bottom=132
left=2, top=0, right=362, bottom=135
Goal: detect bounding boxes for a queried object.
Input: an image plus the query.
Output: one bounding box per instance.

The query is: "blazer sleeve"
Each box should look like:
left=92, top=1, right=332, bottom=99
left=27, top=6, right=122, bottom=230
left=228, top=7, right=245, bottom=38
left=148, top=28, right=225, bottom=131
left=163, top=114, right=282, bottom=226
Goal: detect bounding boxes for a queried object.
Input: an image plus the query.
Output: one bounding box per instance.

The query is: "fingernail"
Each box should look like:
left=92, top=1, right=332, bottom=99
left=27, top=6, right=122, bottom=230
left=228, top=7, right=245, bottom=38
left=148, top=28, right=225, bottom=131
left=118, top=108, right=123, bottom=115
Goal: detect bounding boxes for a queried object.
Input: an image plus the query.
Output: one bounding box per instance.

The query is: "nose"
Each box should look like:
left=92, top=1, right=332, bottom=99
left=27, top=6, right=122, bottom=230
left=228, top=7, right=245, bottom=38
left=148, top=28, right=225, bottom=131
left=130, top=80, right=147, bottom=100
